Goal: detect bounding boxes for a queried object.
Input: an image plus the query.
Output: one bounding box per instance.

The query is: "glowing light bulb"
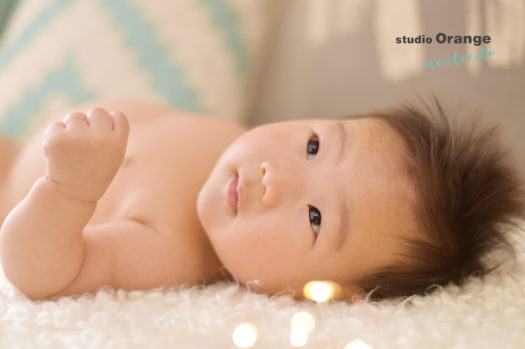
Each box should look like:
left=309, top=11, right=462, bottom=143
left=291, top=311, right=315, bottom=334
left=232, top=322, right=258, bottom=348
left=303, top=281, right=342, bottom=302
left=290, top=327, right=309, bottom=347
left=344, top=338, right=373, bottom=349
left=289, top=311, right=315, bottom=347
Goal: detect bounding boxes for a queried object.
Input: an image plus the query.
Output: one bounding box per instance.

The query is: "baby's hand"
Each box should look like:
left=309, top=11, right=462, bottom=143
left=43, top=108, right=129, bottom=202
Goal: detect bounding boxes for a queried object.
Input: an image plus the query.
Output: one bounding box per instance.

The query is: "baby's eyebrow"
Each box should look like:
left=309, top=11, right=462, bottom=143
left=336, top=122, right=347, bottom=164
left=336, top=196, right=349, bottom=250
left=335, top=122, right=350, bottom=250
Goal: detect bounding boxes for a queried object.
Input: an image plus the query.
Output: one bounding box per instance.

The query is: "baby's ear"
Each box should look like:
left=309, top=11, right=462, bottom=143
left=341, top=284, right=367, bottom=303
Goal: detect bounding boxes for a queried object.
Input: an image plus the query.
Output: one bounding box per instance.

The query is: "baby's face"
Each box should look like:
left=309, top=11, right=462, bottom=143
left=197, top=117, right=417, bottom=298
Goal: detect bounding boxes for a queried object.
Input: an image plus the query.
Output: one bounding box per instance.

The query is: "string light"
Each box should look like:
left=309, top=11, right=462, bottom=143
left=303, top=281, right=342, bottom=302
left=231, top=282, right=352, bottom=347
left=290, top=327, right=309, bottom=347
left=289, top=311, right=316, bottom=347
left=344, top=338, right=373, bottom=349
left=291, top=312, right=315, bottom=333
left=232, top=322, right=258, bottom=348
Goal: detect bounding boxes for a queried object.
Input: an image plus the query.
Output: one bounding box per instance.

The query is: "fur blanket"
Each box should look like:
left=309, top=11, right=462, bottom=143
left=1, top=222, right=524, bottom=349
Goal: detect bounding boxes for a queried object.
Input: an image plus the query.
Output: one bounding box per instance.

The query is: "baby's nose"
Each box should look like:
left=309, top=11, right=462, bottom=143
left=260, top=161, right=293, bottom=207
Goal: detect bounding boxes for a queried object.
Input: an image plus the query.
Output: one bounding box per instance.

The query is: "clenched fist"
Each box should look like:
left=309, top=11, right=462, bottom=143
left=43, top=108, right=129, bottom=202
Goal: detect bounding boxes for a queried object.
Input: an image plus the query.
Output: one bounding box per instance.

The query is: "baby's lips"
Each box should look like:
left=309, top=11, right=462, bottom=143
left=227, top=173, right=239, bottom=214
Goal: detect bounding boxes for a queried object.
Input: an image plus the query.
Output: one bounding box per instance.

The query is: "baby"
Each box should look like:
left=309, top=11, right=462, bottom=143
left=0, top=98, right=523, bottom=302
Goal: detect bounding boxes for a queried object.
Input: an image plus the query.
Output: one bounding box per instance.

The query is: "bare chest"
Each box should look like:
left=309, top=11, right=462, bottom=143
left=4, top=111, right=246, bottom=276
left=90, top=116, right=215, bottom=229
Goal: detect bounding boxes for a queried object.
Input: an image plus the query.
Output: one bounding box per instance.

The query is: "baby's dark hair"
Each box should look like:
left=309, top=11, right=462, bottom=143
left=349, top=96, right=525, bottom=301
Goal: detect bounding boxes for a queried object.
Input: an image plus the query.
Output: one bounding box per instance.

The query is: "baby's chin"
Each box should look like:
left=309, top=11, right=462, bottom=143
left=234, top=278, right=294, bottom=297
left=230, top=271, right=306, bottom=298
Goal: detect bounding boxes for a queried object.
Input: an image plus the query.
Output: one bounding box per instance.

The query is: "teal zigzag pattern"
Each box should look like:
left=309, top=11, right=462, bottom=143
left=100, top=0, right=202, bottom=112
left=0, top=55, right=96, bottom=139
left=0, top=0, right=253, bottom=139
left=200, top=0, right=249, bottom=77
left=0, top=0, right=73, bottom=69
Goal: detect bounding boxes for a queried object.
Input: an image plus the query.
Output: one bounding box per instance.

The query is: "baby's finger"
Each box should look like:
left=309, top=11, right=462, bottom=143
left=63, top=112, right=88, bottom=129
left=44, top=121, right=66, bottom=139
left=43, top=121, right=66, bottom=155
left=110, top=111, right=129, bottom=138
left=87, top=108, right=113, bottom=131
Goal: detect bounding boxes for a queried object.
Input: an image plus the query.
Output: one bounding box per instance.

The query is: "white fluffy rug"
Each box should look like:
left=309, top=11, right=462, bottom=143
left=1, top=222, right=525, bottom=349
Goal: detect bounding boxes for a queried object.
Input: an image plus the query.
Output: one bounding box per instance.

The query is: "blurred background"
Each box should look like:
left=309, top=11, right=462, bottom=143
left=0, top=0, right=523, bottom=172
left=252, top=0, right=525, bottom=173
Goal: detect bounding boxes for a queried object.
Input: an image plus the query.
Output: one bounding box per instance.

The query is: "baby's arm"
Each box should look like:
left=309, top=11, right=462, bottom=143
left=0, top=108, right=129, bottom=300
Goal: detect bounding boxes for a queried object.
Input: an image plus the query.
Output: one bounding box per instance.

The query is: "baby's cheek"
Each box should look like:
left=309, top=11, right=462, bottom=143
left=221, top=225, right=278, bottom=263
left=233, top=224, right=274, bottom=252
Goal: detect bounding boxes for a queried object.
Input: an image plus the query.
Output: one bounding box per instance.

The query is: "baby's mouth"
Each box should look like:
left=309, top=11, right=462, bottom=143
left=227, top=173, right=239, bottom=214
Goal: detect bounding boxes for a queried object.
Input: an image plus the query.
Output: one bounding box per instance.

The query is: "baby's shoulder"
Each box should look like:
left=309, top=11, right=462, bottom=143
left=92, top=99, right=249, bottom=137
left=36, top=98, right=247, bottom=134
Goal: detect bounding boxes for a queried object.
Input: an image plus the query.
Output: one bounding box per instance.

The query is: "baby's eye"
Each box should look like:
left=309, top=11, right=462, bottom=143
left=309, top=205, right=321, bottom=237
left=306, top=135, right=319, bottom=160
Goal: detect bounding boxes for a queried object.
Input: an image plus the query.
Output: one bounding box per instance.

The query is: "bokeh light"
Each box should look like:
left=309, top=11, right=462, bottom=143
left=344, top=338, right=373, bottom=349
left=303, top=281, right=342, bottom=302
left=232, top=322, right=258, bottom=348
left=290, top=327, right=309, bottom=347
left=289, top=311, right=315, bottom=347
left=291, top=311, right=315, bottom=334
